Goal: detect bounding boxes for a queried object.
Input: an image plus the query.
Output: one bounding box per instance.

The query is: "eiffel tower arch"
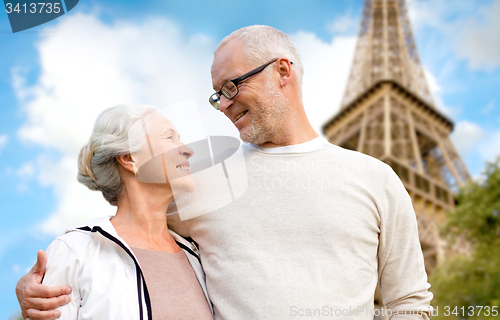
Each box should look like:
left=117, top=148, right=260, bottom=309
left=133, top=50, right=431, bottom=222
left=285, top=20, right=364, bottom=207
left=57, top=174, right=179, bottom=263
left=323, top=0, right=470, bottom=277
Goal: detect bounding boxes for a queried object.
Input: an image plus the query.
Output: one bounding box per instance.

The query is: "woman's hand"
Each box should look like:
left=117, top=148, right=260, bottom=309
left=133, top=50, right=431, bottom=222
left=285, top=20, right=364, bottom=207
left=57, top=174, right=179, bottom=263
left=16, top=250, right=72, bottom=320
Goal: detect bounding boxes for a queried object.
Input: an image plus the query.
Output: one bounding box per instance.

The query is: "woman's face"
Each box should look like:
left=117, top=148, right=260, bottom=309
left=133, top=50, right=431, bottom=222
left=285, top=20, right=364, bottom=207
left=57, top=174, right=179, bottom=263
left=132, top=115, right=196, bottom=194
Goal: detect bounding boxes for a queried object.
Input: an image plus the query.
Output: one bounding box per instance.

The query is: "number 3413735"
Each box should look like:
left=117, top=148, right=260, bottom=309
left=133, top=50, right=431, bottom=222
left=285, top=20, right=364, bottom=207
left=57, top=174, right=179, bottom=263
left=5, top=3, right=61, bottom=14
left=443, top=306, right=498, bottom=317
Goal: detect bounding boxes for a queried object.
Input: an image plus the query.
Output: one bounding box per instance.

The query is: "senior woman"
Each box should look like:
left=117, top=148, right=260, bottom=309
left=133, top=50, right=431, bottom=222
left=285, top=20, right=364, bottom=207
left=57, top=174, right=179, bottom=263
left=36, top=105, right=214, bottom=320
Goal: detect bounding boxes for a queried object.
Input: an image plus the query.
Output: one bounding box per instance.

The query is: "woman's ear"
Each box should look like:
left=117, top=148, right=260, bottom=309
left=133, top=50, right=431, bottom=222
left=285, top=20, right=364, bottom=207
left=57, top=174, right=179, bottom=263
left=116, top=154, right=137, bottom=174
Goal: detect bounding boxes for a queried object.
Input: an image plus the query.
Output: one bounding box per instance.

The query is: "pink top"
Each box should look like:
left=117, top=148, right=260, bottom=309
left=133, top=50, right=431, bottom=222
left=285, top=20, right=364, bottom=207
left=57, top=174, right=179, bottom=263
left=132, top=247, right=214, bottom=320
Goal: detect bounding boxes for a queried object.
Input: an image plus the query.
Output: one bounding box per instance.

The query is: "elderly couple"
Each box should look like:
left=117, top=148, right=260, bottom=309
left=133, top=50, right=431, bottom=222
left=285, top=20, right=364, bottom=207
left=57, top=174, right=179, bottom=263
left=16, top=25, right=433, bottom=320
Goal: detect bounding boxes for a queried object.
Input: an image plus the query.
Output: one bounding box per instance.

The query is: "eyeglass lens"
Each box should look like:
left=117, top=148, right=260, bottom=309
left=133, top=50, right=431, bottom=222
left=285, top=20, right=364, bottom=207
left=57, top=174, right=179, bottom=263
left=221, top=81, right=238, bottom=99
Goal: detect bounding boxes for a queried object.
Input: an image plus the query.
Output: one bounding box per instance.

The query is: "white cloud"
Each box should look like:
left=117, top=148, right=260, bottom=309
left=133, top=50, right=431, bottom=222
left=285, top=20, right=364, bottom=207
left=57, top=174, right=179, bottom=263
left=292, top=32, right=357, bottom=135
left=450, top=120, right=500, bottom=171
left=14, top=13, right=233, bottom=235
left=407, top=0, right=475, bottom=33
left=453, top=0, right=500, bottom=70
left=326, top=14, right=359, bottom=35
left=423, top=68, right=441, bottom=94
left=408, top=0, right=449, bottom=32
left=423, top=67, right=461, bottom=117
left=408, top=0, right=500, bottom=71
left=16, top=162, right=35, bottom=178
left=15, top=162, right=36, bottom=193
left=450, top=121, right=486, bottom=156
left=478, top=131, right=500, bottom=163
left=16, top=13, right=229, bottom=156
left=36, top=155, right=115, bottom=234
left=0, top=134, right=7, bottom=154
left=482, top=100, right=495, bottom=115
left=0, top=228, right=26, bottom=262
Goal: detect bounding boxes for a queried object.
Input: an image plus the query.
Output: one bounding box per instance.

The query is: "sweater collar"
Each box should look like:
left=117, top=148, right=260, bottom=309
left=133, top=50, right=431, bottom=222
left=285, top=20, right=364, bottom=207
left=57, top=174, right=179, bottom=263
left=244, top=136, right=331, bottom=154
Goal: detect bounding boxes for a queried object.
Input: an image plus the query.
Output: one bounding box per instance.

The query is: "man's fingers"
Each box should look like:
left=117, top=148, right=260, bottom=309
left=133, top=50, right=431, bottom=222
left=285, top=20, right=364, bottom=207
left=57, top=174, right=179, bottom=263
left=26, top=308, right=62, bottom=320
left=25, top=284, right=72, bottom=300
left=16, top=250, right=70, bottom=320
left=22, top=295, right=71, bottom=311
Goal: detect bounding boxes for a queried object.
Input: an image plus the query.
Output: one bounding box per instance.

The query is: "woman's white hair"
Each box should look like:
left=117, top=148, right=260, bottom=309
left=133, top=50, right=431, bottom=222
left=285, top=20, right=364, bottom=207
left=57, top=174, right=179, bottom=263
left=77, top=104, right=157, bottom=206
left=214, top=25, right=304, bottom=87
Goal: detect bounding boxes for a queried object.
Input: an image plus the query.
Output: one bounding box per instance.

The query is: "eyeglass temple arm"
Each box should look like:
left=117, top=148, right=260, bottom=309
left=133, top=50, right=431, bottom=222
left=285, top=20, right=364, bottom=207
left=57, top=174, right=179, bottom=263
left=231, top=58, right=278, bottom=85
left=230, top=59, right=294, bottom=87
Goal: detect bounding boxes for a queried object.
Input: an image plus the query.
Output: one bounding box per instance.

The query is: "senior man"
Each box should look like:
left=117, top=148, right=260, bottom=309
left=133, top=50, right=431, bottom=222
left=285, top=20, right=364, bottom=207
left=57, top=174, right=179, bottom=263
left=17, top=25, right=433, bottom=320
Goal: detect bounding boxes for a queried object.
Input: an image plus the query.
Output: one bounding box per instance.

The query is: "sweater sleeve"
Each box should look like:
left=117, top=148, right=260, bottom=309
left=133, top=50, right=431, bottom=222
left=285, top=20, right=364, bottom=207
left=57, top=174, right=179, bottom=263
left=43, top=238, right=82, bottom=320
left=377, top=168, right=434, bottom=319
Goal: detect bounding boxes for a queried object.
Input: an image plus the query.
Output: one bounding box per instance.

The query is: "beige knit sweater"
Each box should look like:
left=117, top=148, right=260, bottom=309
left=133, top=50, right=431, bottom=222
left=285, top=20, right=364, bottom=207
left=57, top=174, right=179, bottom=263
left=169, top=140, right=433, bottom=320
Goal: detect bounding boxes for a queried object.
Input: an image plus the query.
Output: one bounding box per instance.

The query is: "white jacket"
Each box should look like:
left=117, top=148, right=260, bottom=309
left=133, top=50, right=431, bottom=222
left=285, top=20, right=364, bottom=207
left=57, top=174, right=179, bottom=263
left=43, top=216, right=213, bottom=320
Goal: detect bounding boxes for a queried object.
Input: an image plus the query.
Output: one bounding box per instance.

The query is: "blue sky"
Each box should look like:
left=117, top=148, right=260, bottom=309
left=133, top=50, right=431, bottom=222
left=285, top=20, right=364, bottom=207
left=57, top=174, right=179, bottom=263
left=1, top=0, right=500, bottom=318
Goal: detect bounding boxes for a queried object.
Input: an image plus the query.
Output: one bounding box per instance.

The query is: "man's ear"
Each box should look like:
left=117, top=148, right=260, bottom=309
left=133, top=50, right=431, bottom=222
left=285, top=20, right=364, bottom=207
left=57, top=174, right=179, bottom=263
left=116, top=154, right=137, bottom=174
left=278, top=58, right=292, bottom=88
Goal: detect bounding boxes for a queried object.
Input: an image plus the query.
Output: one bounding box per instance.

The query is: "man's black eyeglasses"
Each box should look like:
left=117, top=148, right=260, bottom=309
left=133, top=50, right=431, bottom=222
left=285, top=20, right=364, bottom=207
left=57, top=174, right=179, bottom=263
left=209, top=58, right=292, bottom=110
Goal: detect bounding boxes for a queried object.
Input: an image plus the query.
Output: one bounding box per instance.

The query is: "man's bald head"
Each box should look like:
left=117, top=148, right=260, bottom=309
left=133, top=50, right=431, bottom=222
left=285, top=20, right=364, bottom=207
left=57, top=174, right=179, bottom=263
left=214, top=25, right=304, bottom=89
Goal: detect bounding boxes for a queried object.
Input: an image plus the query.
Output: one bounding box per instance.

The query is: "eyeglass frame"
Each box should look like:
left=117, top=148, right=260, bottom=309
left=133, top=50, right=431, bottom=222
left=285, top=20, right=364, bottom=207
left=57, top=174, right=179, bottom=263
left=209, top=58, right=293, bottom=110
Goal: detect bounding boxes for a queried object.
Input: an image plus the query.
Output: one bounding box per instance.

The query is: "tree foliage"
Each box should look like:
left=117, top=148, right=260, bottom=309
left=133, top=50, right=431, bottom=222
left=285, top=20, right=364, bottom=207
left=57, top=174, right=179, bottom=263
left=430, top=158, right=500, bottom=319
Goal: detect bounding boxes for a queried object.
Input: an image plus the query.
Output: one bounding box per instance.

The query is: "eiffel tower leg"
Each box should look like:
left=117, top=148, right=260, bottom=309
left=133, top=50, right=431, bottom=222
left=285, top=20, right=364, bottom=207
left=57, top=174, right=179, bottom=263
left=441, top=135, right=471, bottom=184
left=357, top=109, right=369, bottom=153
left=382, top=0, right=390, bottom=79
left=405, top=109, right=425, bottom=174
left=430, top=125, right=465, bottom=187
left=384, top=94, right=392, bottom=157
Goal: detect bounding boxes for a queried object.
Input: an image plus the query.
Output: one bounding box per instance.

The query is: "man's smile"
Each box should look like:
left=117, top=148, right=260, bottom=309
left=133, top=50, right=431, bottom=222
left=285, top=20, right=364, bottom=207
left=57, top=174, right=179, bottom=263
left=233, top=110, right=248, bottom=123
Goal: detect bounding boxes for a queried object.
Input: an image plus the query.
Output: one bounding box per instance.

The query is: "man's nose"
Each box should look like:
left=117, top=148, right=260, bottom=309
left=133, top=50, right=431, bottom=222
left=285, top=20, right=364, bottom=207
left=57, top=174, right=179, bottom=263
left=218, top=95, right=233, bottom=114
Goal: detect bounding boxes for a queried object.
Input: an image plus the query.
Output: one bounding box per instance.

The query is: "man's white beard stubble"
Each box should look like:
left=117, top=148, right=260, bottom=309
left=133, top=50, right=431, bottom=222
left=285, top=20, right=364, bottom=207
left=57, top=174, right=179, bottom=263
left=239, top=78, right=289, bottom=146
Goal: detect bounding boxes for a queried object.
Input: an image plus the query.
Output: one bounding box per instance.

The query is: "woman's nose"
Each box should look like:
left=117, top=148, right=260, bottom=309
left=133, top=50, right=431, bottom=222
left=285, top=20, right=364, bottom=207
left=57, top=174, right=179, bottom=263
left=178, top=143, right=194, bottom=158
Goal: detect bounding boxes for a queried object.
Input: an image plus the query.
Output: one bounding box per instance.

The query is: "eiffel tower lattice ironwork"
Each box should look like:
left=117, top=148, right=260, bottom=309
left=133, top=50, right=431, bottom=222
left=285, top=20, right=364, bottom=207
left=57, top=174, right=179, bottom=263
left=323, top=0, right=471, bottom=274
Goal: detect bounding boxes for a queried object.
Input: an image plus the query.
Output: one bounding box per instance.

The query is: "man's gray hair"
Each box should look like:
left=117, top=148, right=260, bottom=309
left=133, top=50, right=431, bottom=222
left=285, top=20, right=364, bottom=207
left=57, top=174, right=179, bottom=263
left=77, top=104, right=157, bottom=206
left=215, top=25, right=304, bottom=87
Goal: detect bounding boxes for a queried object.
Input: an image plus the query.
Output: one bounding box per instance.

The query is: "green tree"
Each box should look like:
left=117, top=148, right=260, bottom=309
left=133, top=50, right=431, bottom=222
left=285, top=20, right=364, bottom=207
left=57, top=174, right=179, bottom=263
left=430, top=158, right=500, bottom=319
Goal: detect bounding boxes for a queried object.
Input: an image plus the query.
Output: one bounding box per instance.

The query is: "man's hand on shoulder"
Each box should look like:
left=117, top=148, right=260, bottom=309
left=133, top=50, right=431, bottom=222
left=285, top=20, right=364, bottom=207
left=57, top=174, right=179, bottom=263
left=16, top=250, right=72, bottom=320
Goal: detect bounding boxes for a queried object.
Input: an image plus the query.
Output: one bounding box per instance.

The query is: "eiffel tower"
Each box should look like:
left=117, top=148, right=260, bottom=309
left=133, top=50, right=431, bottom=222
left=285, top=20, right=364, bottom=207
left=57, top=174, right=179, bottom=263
left=323, top=0, right=470, bottom=274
